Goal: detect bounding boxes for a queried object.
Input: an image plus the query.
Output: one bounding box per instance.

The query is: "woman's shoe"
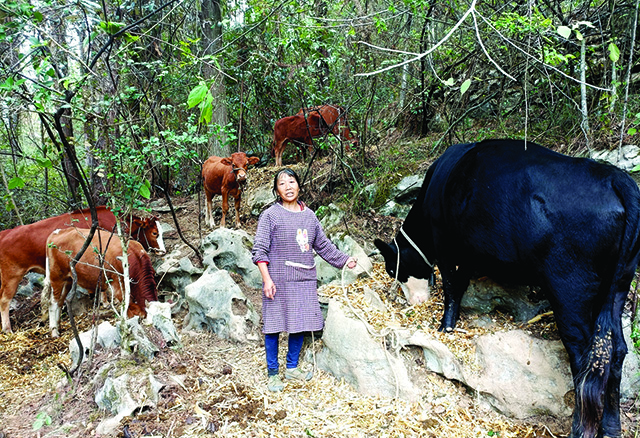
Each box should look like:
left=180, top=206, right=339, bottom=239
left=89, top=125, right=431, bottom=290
left=267, top=374, right=284, bottom=392
left=284, top=367, right=313, bottom=381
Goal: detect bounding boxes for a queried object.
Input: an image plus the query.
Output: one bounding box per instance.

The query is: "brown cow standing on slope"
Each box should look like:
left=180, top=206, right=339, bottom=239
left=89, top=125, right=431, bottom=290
left=0, top=206, right=165, bottom=333
left=272, top=112, right=325, bottom=167
left=44, top=228, right=158, bottom=338
left=297, top=104, right=358, bottom=149
left=202, top=152, right=260, bottom=228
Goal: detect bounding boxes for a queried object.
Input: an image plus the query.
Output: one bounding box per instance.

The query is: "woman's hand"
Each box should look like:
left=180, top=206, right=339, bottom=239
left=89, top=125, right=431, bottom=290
left=263, top=278, right=276, bottom=299
left=257, top=262, right=276, bottom=299
left=346, top=257, right=358, bottom=269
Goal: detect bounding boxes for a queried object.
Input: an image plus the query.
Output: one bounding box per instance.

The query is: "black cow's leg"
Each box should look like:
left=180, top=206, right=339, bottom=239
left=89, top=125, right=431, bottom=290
left=599, top=295, right=627, bottom=438
left=438, top=263, right=471, bottom=332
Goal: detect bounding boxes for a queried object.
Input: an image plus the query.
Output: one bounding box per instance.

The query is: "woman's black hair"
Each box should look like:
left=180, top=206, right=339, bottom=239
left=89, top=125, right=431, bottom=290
left=272, top=168, right=301, bottom=200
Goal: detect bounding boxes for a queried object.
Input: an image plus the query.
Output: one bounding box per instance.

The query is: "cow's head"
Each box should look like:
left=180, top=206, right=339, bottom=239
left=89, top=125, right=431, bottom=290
left=374, top=237, right=432, bottom=305
left=130, top=216, right=166, bottom=254
left=222, top=152, right=260, bottom=185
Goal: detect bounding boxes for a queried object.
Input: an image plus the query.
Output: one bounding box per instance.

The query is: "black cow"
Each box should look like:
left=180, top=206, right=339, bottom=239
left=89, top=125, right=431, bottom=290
left=374, top=139, right=640, bottom=438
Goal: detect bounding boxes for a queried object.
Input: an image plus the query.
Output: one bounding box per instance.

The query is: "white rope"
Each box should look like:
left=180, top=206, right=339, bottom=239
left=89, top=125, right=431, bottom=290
left=399, top=227, right=433, bottom=268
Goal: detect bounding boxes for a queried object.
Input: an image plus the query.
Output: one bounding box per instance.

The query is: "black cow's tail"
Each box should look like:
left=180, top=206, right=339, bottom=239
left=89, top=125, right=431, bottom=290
left=577, top=173, right=640, bottom=438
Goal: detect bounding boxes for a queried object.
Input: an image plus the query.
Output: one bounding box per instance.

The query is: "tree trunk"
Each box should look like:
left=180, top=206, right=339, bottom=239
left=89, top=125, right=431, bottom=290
left=201, top=0, right=230, bottom=157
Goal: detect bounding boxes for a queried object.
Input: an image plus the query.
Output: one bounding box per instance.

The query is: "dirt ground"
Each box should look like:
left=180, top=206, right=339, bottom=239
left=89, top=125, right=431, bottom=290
left=0, top=160, right=639, bottom=437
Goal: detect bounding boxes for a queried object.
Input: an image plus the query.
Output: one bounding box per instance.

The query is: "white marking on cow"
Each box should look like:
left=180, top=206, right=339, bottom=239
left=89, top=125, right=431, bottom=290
left=45, top=256, right=61, bottom=338
left=400, top=276, right=430, bottom=305
left=155, top=220, right=166, bottom=253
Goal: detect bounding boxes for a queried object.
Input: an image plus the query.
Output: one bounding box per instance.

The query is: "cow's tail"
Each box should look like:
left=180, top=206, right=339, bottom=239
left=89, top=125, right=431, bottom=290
left=577, top=173, right=640, bottom=438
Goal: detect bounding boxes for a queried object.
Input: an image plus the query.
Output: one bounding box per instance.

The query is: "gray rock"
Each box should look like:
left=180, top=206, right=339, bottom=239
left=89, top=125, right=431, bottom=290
left=201, top=228, right=262, bottom=289
left=316, top=233, right=372, bottom=286
left=17, top=272, right=44, bottom=297
left=183, top=269, right=259, bottom=342
left=313, top=297, right=640, bottom=421
left=317, top=203, right=345, bottom=232
left=94, top=369, right=163, bottom=435
left=69, top=321, right=121, bottom=365
left=121, top=317, right=159, bottom=361
left=390, top=174, right=424, bottom=204
left=461, top=278, right=550, bottom=322
left=378, top=200, right=412, bottom=219
left=469, top=330, right=573, bottom=419
left=154, top=250, right=204, bottom=306
left=313, top=300, right=418, bottom=400
left=246, top=184, right=275, bottom=217
left=145, top=301, right=181, bottom=346
left=592, top=145, right=640, bottom=171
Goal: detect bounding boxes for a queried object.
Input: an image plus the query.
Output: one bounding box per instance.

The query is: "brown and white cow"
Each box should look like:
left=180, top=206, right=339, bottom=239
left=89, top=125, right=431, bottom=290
left=272, top=112, right=326, bottom=167
left=202, top=152, right=260, bottom=228
left=0, top=206, right=165, bottom=333
left=44, top=227, right=158, bottom=338
left=297, top=104, right=358, bottom=149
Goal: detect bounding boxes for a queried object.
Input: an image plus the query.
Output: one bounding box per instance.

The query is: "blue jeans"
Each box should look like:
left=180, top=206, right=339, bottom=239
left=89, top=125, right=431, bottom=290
left=265, top=332, right=305, bottom=376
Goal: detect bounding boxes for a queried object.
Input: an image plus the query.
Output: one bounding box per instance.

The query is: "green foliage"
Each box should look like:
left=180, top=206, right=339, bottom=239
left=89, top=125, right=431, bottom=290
left=32, top=411, right=52, bottom=431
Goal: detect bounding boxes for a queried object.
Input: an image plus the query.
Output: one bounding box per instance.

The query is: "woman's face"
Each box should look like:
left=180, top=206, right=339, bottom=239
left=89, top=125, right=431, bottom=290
left=276, top=173, right=300, bottom=203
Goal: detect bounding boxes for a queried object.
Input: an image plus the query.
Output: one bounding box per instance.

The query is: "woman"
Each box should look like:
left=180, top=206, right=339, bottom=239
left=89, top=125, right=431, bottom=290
left=252, top=168, right=357, bottom=392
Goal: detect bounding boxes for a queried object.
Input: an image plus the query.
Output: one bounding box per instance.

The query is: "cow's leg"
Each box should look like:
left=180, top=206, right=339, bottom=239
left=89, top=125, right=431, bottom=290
left=438, top=262, right=471, bottom=332
left=41, top=258, right=52, bottom=322
left=49, top=282, right=66, bottom=338
left=544, top=273, right=600, bottom=438
left=0, top=270, right=24, bottom=333
left=220, top=192, right=229, bottom=228
left=234, top=195, right=242, bottom=227
left=275, top=140, right=284, bottom=167
left=205, top=192, right=215, bottom=228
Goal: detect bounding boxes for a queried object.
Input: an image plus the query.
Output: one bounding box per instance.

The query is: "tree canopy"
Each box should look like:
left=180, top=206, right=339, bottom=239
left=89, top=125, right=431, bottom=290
left=1, top=0, right=639, bottom=227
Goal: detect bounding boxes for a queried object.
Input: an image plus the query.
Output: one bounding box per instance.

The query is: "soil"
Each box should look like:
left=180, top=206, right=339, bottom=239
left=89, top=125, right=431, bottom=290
left=0, top=158, right=639, bottom=438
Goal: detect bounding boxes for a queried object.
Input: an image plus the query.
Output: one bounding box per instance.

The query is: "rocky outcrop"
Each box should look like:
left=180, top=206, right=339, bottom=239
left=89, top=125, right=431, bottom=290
left=183, top=269, right=260, bottom=342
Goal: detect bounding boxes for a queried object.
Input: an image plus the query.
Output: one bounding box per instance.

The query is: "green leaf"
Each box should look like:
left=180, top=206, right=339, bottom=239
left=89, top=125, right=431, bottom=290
left=201, top=104, right=213, bottom=125
left=460, top=78, right=472, bottom=95
left=628, top=127, right=637, bottom=136
left=187, top=83, right=209, bottom=108
left=98, top=21, right=125, bottom=35
left=32, top=412, right=51, bottom=431
left=574, top=30, right=583, bottom=41
left=609, top=43, right=620, bottom=63
left=36, top=157, right=53, bottom=168
left=7, top=177, right=25, bottom=189
left=444, top=77, right=454, bottom=87
left=138, top=180, right=151, bottom=199
left=557, top=26, right=571, bottom=39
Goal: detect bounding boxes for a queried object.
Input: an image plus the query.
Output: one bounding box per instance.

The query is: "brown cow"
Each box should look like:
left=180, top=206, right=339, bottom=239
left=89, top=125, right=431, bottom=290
left=44, top=228, right=158, bottom=337
left=202, top=152, right=260, bottom=228
left=272, top=112, right=326, bottom=167
left=0, top=206, right=165, bottom=333
left=297, top=104, right=358, bottom=148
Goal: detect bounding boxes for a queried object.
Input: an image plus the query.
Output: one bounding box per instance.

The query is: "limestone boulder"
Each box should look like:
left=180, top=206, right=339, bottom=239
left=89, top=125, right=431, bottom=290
left=313, top=300, right=418, bottom=400
left=316, top=233, right=372, bottom=286
left=154, top=249, right=204, bottom=311
left=94, top=367, right=164, bottom=435
left=201, top=228, right=262, bottom=289
left=183, top=269, right=260, bottom=342
left=246, top=184, right=275, bottom=217
left=462, top=277, right=550, bottom=323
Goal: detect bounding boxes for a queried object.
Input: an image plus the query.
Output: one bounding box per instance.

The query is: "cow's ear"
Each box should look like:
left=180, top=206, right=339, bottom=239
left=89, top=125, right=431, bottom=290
left=374, top=238, right=395, bottom=261
left=221, top=158, right=233, bottom=166
left=248, top=156, right=260, bottom=166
